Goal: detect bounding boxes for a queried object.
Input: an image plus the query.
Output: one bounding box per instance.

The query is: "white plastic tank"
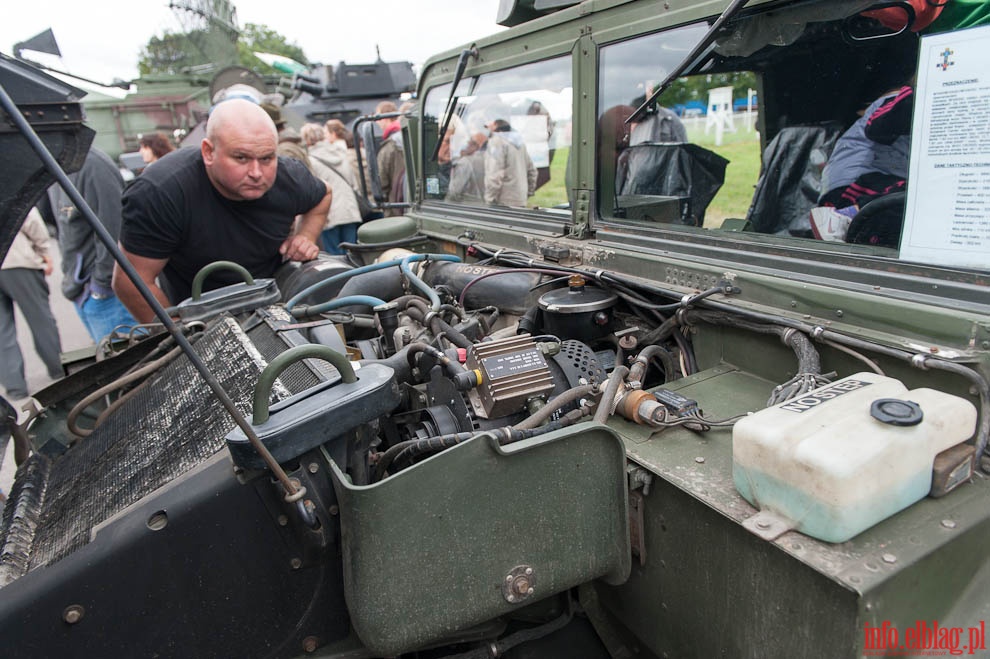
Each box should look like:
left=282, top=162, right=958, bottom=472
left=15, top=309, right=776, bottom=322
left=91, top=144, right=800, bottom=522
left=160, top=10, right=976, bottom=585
left=733, top=372, right=977, bottom=543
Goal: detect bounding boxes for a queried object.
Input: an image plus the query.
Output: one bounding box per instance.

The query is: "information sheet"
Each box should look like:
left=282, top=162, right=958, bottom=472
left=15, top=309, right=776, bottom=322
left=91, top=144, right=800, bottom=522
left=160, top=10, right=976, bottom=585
left=900, top=25, right=990, bottom=269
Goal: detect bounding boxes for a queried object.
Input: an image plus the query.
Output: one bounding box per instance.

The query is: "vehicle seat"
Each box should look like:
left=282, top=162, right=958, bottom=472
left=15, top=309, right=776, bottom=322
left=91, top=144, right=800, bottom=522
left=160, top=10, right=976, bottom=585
left=746, top=123, right=842, bottom=236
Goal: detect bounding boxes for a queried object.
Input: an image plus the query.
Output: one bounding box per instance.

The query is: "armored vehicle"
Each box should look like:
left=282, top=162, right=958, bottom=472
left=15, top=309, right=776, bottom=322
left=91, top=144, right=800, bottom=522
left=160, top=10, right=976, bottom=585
left=1, top=1, right=989, bottom=657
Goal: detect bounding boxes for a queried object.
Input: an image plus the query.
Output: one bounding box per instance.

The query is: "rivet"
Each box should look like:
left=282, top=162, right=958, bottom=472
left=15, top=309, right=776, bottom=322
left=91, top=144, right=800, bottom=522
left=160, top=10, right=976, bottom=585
left=836, top=310, right=844, bottom=318
left=308, top=462, right=319, bottom=474
left=756, top=520, right=771, bottom=530
left=290, top=557, right=302, bottom=570
left=524, top=567, right=533, bottom=576
left=302, top=636, right=319, bottom=653
left=694, top=456, right=705, bottom=464
left=506, top=575, right=514, bottom=583
left=277, top=514, right=288, bottom=526
left=507, top=594, right=516, bottom=603
left=63, top=605, right=85, bottom=624
left=329, top=505, right=339, bottom=516
left=941, top=519, right=957, bottom=529
left=146, top=510, right=168, bottom=531
left=882, top=553, right=897, bottom=564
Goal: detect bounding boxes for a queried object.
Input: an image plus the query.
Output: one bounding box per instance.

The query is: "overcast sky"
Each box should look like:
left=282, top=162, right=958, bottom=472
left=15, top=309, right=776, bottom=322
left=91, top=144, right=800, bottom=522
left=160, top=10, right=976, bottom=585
left=1, top=0, right=505, bottom=88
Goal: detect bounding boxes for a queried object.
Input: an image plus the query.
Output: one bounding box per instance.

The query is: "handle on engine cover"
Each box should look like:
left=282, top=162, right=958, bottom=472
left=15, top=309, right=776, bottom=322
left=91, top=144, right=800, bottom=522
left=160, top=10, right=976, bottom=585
left=252, top=345, right=358, bottom=424
left=190, top=260, right=255, bottom=300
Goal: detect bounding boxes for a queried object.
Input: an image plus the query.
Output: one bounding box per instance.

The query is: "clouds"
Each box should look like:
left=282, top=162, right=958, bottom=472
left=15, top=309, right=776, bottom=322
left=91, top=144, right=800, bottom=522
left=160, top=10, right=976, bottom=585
left=2, top=0, right=504, bottom=86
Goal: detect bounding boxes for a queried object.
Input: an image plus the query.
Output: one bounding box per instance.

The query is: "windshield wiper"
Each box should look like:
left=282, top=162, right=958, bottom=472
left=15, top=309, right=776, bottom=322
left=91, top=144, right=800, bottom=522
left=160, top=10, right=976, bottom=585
left=431, top=46, right=479, bottom=162
left=628, top=0, right=751, bottom=124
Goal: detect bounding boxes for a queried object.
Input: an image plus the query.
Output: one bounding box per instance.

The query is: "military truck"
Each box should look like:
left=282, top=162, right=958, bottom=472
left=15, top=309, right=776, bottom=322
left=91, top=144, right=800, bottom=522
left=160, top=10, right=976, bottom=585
left=1, top=1, right=989, bottom=657
left=10, top=29, right=416, bottom=163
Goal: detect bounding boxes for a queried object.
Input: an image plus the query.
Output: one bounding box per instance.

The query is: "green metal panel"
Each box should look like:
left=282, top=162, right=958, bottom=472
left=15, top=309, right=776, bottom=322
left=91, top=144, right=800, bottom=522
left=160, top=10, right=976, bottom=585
left=329, top=424, right=631, bottom=656
left=590, top=365, right=990, bottom=658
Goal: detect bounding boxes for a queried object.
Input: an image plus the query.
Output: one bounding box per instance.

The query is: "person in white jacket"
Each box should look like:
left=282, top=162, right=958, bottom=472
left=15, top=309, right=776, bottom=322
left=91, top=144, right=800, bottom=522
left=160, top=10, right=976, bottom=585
left=0, top=208, right=63, bottom=400
left=301, top=123, right=362, bottom=254
left=483, top=117, right=537, bottom=208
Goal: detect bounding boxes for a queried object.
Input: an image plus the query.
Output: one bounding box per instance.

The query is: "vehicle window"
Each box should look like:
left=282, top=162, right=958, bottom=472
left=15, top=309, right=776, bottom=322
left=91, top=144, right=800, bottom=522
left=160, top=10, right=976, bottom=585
left=421, top=55, right=572, bottom=212
left=596, top=4, right=956, bottom=266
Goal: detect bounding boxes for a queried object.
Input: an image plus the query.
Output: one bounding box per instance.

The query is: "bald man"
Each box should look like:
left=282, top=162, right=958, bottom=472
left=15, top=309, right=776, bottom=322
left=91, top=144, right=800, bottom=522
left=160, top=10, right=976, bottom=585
left=114, top=99, right=332, bottom=322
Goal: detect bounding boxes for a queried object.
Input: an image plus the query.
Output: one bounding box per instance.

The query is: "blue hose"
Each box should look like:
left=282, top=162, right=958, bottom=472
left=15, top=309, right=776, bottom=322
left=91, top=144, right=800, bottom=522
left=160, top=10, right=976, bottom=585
left=293, top=294, right=389, bottom=317
left=285, top=253, right=461, bottom=315
left=401, top=253, right=460, bottom=311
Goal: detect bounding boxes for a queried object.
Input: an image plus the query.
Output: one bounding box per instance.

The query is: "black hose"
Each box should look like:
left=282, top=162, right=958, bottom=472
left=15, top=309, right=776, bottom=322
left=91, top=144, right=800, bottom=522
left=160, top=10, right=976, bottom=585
left=358, top=344, right=414, bottom=383
left=403, top=298, right=475, bottom=350
left=513, top=384, right=597, bottom=430
left=440, top=608, right=574, bottom=659
left=378, top=414, right=585, bottom=480
left=377, top=431, right=476, bottom=479
left=517, top=306, right=541, bottom=335
left=405, top=341, right=474, bottom=385
left=594, top=366, right=630, bottom=424
left=628, top=345, right=669, bottom=382
left=686, top=310, right=821, bottom=375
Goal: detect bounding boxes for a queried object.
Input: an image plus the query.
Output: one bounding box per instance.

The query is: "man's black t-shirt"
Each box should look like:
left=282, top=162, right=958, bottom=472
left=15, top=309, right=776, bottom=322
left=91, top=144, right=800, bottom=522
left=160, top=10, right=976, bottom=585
left=120, top=147, right=326, bottom=303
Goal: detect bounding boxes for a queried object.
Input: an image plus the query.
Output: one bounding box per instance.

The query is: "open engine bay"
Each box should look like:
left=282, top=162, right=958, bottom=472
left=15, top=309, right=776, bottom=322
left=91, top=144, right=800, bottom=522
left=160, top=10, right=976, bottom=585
left=3, top=1, right=990, bottom=657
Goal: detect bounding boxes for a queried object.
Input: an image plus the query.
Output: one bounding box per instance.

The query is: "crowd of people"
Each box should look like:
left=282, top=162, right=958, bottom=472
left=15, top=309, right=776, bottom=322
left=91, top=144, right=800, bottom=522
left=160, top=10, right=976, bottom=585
left=440, top=103, right=538, bottom=207
left=0, top=96, right=390, bottom=403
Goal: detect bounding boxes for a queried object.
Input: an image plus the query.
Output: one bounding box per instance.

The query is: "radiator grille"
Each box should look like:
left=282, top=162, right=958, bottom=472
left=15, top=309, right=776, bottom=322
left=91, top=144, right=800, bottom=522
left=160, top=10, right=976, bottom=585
left=0, top=313, right=323, bottom=583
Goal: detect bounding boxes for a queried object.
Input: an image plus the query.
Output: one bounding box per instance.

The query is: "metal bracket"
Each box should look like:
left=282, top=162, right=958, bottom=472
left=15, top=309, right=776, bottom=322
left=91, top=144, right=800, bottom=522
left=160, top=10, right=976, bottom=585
left=742, top=510, right=795, bottom=541
left=502, top=565, right=536, bottom=604
left=629, top=490, right=647, bottom=566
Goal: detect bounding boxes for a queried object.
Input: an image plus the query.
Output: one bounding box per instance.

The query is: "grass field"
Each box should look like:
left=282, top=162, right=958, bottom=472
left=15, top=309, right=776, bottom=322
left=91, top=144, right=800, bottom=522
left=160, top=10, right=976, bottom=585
left=684, top=115, right=762, bottom=228
left=530, top=146, right=571, bottom=209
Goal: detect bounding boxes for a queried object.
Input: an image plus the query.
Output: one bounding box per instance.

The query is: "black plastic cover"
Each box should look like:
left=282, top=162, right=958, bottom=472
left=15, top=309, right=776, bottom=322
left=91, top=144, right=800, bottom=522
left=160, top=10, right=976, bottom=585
left=615, top=143, right=728, bottom=226
left=226, top=363, right=400, bottom=469
left=0, top=53, right=92, bottom=259
left=746, top=124, right=842, bottom=235
left=870, top=397, right=924, bottom=426
left=176, top=278, right=282, bottom=323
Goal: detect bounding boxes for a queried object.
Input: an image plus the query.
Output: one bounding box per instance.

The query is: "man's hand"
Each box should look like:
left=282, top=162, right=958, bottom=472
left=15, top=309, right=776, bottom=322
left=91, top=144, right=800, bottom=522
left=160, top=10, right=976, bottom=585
left=283, top=183, right=331, bottom=262
left=42, top=254, right=53, bottom=276
left=279, top=234, right=320, bottom=262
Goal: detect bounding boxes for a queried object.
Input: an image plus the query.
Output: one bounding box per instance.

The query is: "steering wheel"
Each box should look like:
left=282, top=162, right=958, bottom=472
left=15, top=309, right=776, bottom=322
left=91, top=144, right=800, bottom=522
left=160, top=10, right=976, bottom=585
left=846, top=191, right=907, bottom=248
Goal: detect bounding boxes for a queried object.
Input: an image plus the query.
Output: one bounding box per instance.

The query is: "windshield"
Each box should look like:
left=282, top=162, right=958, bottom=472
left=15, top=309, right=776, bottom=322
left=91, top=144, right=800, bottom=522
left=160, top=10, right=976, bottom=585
left=421, top=55, right=572, bottom=211
left=595, top=3, right=989, bottom=274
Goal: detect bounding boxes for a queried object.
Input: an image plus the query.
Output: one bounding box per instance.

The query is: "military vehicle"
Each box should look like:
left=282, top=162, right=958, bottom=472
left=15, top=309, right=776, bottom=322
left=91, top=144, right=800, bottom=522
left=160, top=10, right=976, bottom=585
left=11, top=8, right=416, bottom=164
left=1, top=0, right=989, bottom=657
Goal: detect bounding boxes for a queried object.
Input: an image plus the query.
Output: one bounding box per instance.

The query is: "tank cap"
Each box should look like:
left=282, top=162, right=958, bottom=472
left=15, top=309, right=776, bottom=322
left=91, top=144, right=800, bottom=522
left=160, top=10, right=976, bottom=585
left=870, top=398, right=923, bottom=426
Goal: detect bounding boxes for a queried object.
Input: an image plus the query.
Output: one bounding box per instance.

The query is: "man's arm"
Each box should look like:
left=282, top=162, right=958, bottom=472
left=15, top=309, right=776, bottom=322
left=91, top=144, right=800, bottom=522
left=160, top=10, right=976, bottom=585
left=112, top=247, right=173, bottom=323
left=280, top=183, right=331, bottom=261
